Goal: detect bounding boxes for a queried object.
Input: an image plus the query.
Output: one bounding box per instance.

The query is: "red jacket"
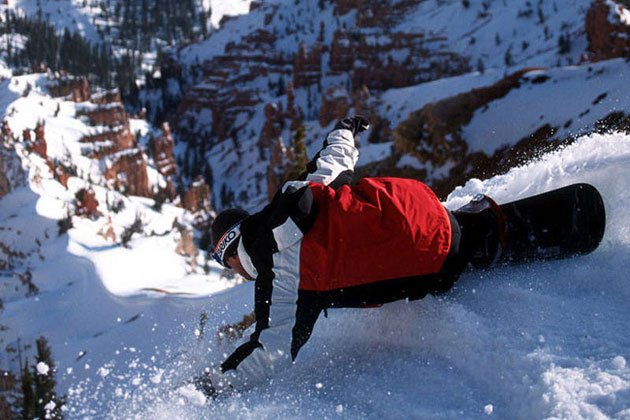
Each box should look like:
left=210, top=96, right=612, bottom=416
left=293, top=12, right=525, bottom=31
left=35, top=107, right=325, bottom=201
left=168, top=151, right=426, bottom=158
left=301, top=177, right=451, bottom=291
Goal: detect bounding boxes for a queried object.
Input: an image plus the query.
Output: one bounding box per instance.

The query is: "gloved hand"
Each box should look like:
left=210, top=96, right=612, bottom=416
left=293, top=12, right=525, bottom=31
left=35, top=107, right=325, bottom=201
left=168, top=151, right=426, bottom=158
left=334, top=115, right=370, bottom=136
left=192, top=369, right=233, bottom=400
left=192, top=372, right=217, bottom=399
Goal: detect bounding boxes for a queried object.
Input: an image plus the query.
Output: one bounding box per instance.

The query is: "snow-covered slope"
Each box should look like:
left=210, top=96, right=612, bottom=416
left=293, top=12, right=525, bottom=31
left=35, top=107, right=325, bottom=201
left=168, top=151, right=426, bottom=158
left=368, top=57, right=630, bottom=191
left=375, top=57, right=630, bottom=157
left=461, top=59, right=630, bottom=154
left=0, top=71, right=239, bottom=411
left=2, top=129, right=628, bottom=419
left=4, top=0, right=255, bottom=42
left=181, top=0, right=591, bottom=71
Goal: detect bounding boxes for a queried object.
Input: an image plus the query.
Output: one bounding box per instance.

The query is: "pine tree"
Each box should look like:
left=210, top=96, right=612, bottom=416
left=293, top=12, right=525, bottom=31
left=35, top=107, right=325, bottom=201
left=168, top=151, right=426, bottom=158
left=476, top=58, right=485, bottom=74
left=33, top=336, right=64, bottom=419
left=199, top=9, right=208, bottom=38
left=285, top=125, right=309, bottom=181
left=558, top=33, right=571, bottom=55
left=6, top=37, right=12, bottom=67
left=504, top=46, right=513, bottom=66
left=114, top=2, right=122, bottom=20
left=21, top=359, right=37, bottom=419
left=141, top=0, right=149, bottom=35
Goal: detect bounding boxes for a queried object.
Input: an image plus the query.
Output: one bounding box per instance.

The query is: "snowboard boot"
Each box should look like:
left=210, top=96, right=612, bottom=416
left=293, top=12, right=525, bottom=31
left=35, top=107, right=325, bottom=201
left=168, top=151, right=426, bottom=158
left=453, top=194, right=509, bottom=269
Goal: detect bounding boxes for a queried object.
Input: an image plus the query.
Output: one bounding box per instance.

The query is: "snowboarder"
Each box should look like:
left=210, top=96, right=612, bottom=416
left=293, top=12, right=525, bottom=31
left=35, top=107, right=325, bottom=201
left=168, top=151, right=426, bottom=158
left=199, top=115, right=605, bottom=398
left=197, top=115, right=508, bottom=397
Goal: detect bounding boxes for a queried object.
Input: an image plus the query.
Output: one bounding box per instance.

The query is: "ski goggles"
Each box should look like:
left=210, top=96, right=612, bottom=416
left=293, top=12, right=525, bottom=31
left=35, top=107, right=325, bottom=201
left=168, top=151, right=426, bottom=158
left=212, top=222, right=242, bottom=268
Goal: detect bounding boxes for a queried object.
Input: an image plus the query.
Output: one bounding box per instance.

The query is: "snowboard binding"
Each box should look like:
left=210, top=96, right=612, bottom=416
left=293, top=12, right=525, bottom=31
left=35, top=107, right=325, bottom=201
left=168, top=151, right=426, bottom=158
left=454, top=194, right=509, bottom=269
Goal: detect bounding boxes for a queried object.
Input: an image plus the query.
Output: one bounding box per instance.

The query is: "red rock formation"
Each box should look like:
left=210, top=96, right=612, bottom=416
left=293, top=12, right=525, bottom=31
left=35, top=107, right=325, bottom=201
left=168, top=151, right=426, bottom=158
left=53, top=163, right=72, bottom=188
left=153, top=122, right=177, bottom=176
left=104, top=150, right=151, bottom=197
left=171, top=0, right=468, bottom=166
left=327, top=0, right=470, bottom=92
left=286, top=82, right=303, bottom=131
left=75, top=188, right=100, bottom=218
left=76, top=103, right=128, bottom=127
left=65, top=79, right=152, bottom=198
left=175, top=69, right=262, bottom=141
left=90, top=89, right=123, bottom=105
left=0, top=152, right=12, bottom=199
left=174, top=28, right=291, bottom=144
left=329, top=31, right=354, bottom=75
left=318, top=84, right=388, bottom=142
left=178, top=69, right=256, bottom=140
left=258, top=103, right=285, bottom=152
left=180, top=176, right=213, bottom=229
left=293, top=42, right=322, bottom=88
left=182, top=176, right=212, bottom=214
left=351, top=85, right=371, bottom=116
left=98, top=216, right=117, bottom=242
left=266, top=137, right=295, bottom=200
left=31, top=122, right=47, bottom=159
left=47, top=76, right=90, bottom=102
left=175, top=224, right=198, bottom=261
left=1, top=121, right=12, bottom=139
left=319, top=85, right=351, bottom=127
left=585, top=0, right=630, bottom=61
left=80, top=124, right=136, bottom=159
left=330, top=30, right=470, bottom=92
left=244, top=28, right=277, bottom=45
left=161, top=177, right=177, bottom=201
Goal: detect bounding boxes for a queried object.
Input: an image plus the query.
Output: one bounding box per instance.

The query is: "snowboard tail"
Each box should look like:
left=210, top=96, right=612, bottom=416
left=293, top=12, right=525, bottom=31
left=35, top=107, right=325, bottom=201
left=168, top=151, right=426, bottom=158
left=500, top=183, right=605, bottom=264
left=454, top=183, right=606, bottom=267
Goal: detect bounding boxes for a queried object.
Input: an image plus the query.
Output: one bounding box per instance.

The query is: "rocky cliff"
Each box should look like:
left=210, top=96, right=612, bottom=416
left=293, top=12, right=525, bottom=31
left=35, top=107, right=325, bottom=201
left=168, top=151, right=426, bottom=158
left=81, top=0, right=612, bottom=212
left=54, top=80, right=153, bottom=198
left=170, top=0, right=470, bottom=160
left=153, top=122, right=178, bottom=177
left=174, top=27, right=290, bottom=146
left=47, top=75, right=91, bottom=102
left=585, top=0, right=630, bottom=61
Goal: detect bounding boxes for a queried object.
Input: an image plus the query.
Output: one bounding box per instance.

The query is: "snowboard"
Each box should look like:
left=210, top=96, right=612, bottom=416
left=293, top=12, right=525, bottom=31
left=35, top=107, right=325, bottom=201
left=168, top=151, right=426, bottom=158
left=455, top=183, right=606, bottom=267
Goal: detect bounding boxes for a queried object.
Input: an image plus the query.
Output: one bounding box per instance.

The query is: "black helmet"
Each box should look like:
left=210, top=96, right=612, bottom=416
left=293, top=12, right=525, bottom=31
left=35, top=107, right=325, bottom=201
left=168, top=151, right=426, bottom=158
left=211, top=208, right=249, bottom=267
